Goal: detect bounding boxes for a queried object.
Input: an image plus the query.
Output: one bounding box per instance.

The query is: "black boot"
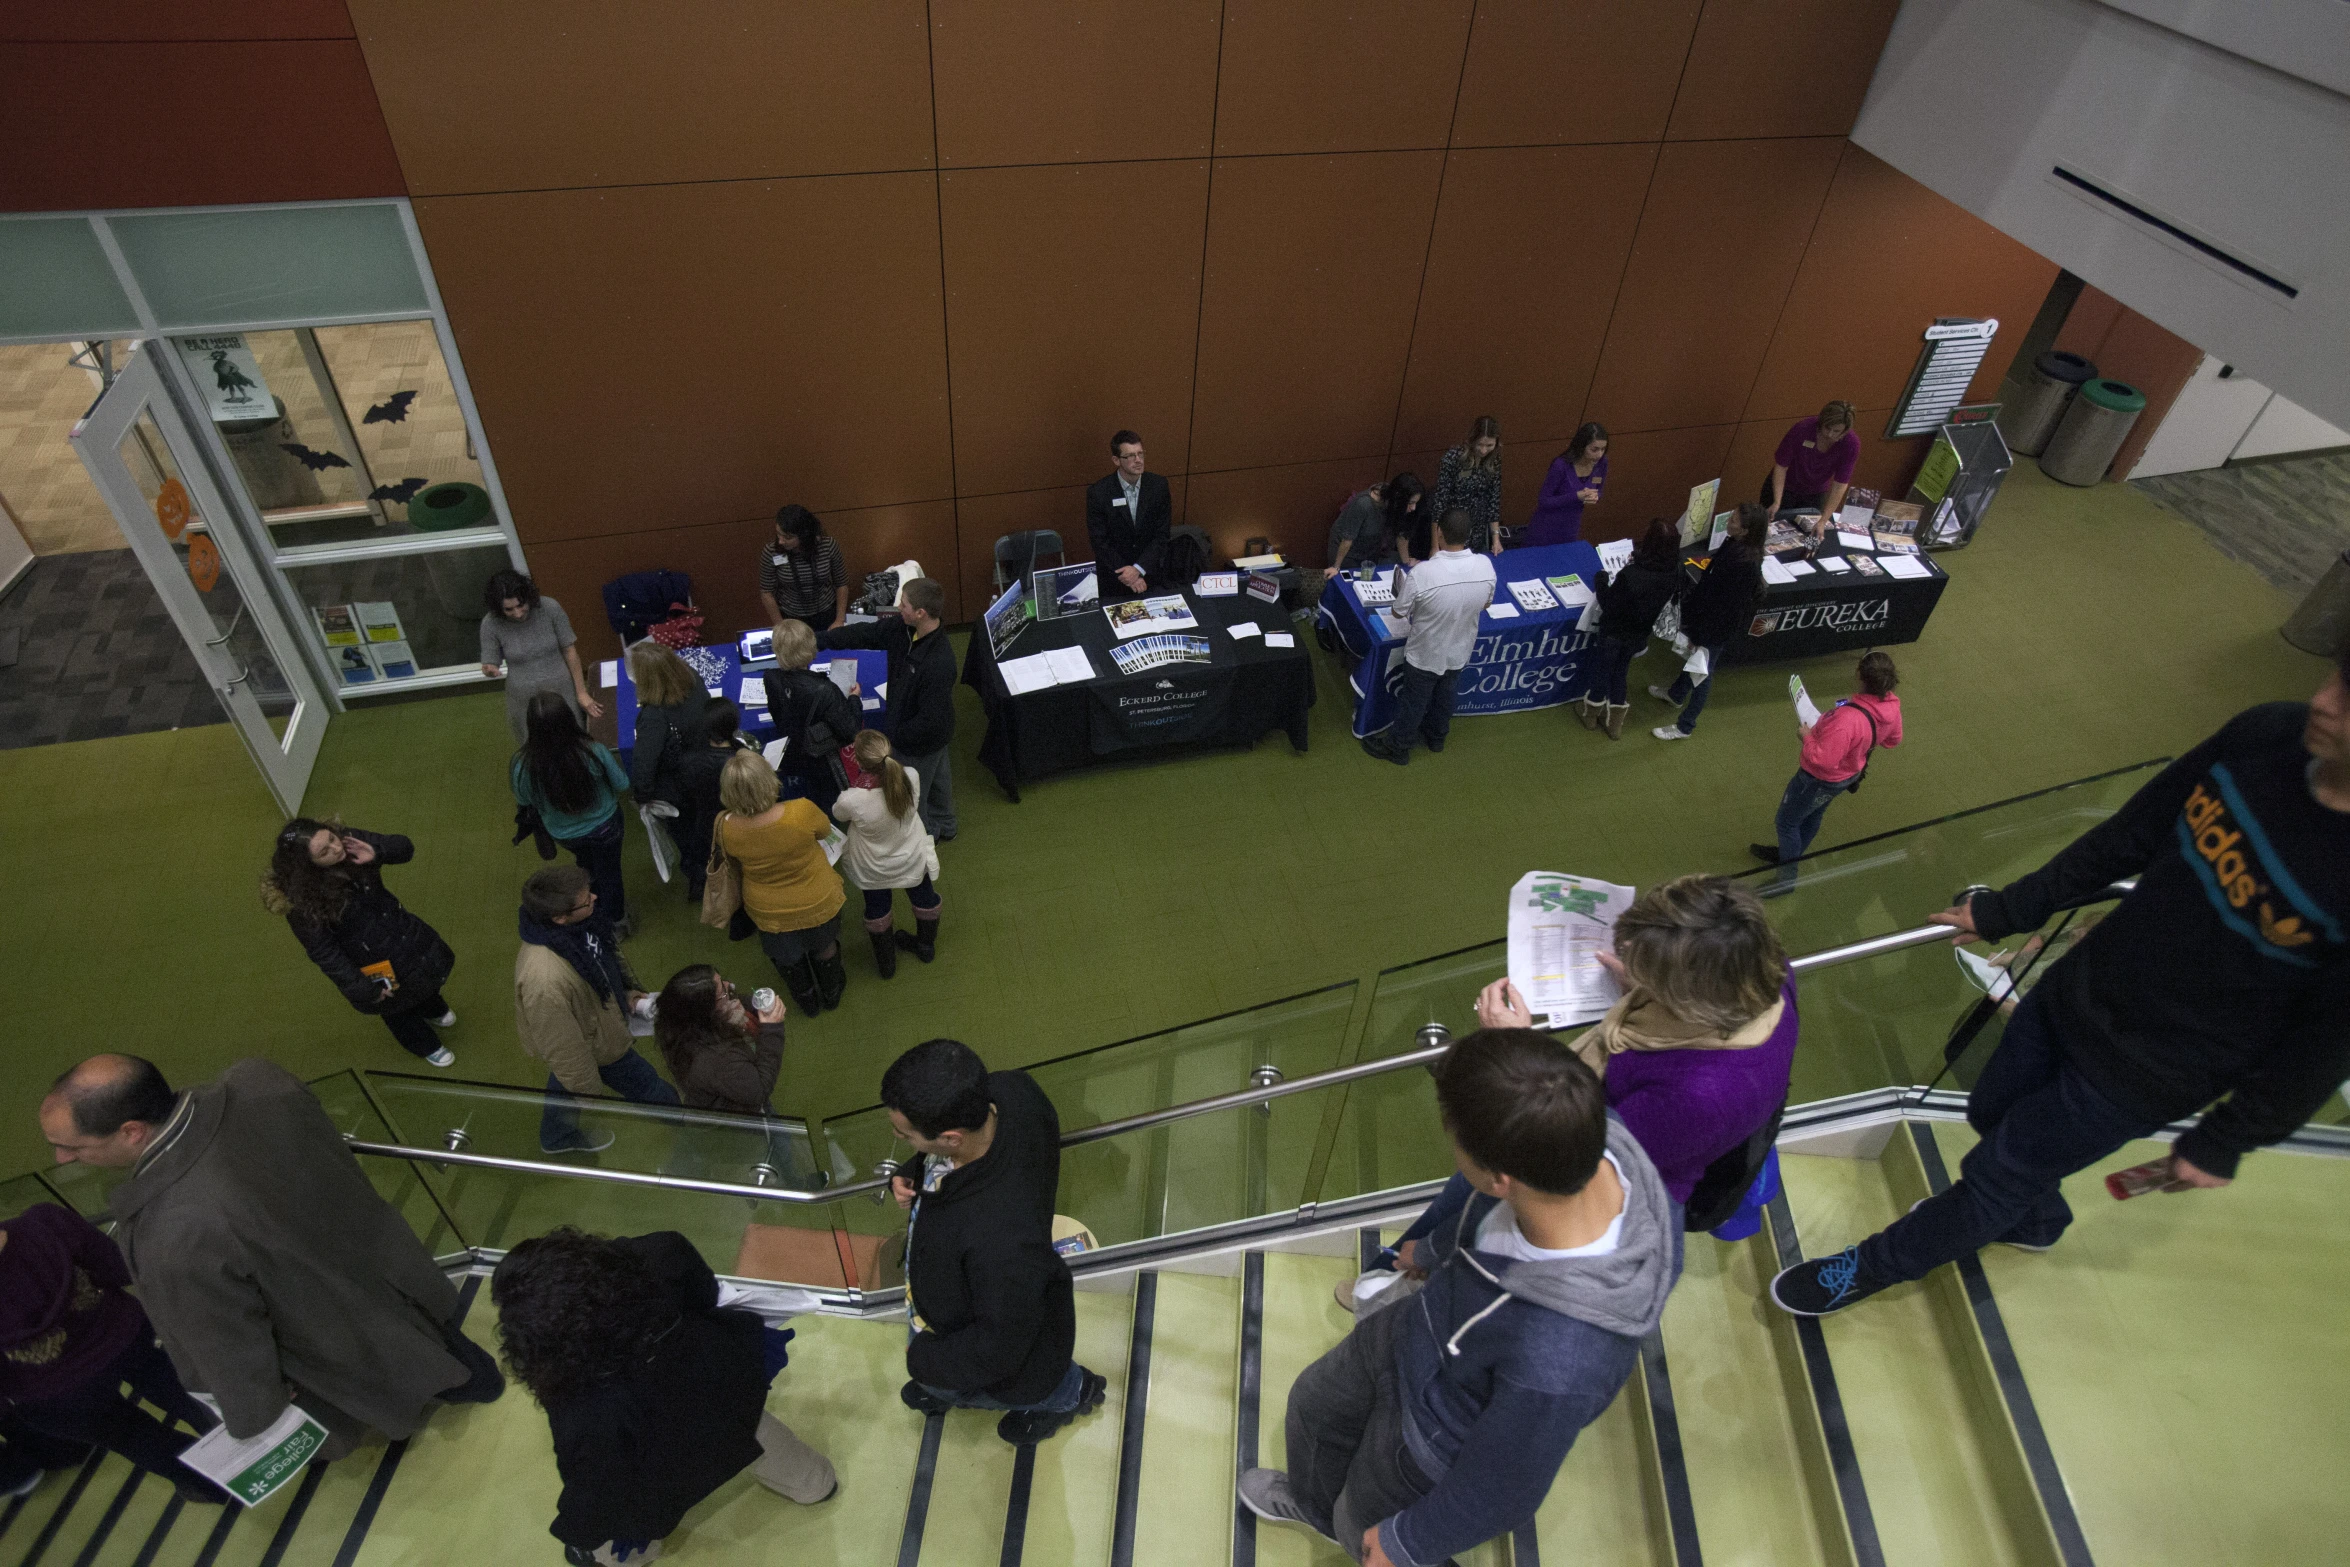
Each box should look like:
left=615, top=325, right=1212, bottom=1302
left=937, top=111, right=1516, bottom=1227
left=895, top=909, right=940, bottom=964
left=813, top=947, right=848, bottom=1010
left=782, top=958, right=824, bottom=1017
left=869, top=928, right=899, bottom=979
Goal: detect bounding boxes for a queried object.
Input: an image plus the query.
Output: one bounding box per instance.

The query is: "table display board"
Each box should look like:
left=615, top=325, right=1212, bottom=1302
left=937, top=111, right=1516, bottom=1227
left=1316, top=542, right=1604, bottom=739
left=960, top=583, right=1313, bottom=800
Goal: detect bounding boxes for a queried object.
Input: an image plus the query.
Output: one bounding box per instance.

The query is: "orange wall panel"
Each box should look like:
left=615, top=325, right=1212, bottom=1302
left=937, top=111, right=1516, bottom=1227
left=414, top=175, right=952, bottom=542
left=1391, top=143, right=1656, bottom=456
left=2052, top=286, right=2125, bottom=360
left=1574, top=424, right=1738, bottom=544
left=1584, top=138, right=1844, bottom=435
left=1450, top=0, right=1702, bottom=148
left=2, top=1, right=352, bottom=39
left=1191, top=152, right=1446, bottom=472
left=939, top=161, right=1210, bottom=496
left=1744, top=145, right=2061, bottom=424
left=930, top=0, right=1221, bottom=166
left=346, top=0, right=934, bottom=195
left=1665, top=0, right=1899, bottom=141
left=0, top=41, right=403, bottom=212
left=1212, top=0, right=1474, bottom=157
left=1186, top=459, right=1385, bottom=571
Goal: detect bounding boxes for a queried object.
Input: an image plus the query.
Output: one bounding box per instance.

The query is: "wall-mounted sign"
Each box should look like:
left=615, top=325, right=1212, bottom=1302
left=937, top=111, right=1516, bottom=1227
left=154, top=477, right=191, bottom=539
left=173, top=335, right=276, bottom=424
left=1888, top=318, right=1999, bottom=438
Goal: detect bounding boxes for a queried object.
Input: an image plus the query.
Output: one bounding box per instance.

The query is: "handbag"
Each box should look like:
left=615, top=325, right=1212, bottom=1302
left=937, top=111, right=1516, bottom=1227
left=650, top=601, right=705, bottom=650
left=1652, top=594, right=1682, bottom=645
left=700, top=812, right=744, bottom=928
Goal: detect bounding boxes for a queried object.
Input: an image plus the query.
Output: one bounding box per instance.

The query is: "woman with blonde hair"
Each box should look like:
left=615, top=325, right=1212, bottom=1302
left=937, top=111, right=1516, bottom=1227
left=1432, top=414, right=1504, bottom=555
left=625, top=640, right=710, bottom=811
left=715, top=749, right=847, bottom=1016
left=1361, top=876, right=1797, bottom=1300
left=760, top=619, right=860, bottom=813
left=830, top=729, right=941, bottom=978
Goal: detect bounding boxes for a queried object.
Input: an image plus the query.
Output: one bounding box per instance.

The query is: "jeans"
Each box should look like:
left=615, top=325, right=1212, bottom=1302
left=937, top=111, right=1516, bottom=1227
left=541, top=1047, right=681, bottom=1153
left=862, top=880, right=939, bottom=923
left=1771, top=768, right=1851, bottom=887
left=1384, top=663, right=1460, bottom=753
left=899, top=746, right=957, bottom=840
left=380, top=989, right=452, bottom=1060
left=1585, top=637, right=1638, bottom=706
left=1858, top=991, right=2164, bottom=1282
left=1664, top=644, right=1724, bottom=733
left=11, top=1332, right=218, bottom=1487
left=917, top=1357, right=1087, bottom=1415
left=559, top=810, right=628, bottom=925
left=1282, top=1294, right=1433, bottom=1564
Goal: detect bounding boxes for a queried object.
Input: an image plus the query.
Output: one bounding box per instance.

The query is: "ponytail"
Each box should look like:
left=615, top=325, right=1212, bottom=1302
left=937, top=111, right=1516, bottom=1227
left=851, top=729, right=916, bottom=820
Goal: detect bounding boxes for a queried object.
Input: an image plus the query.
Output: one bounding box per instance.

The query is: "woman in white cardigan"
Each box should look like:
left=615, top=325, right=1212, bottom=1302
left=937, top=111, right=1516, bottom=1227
left=831, top=729, right=942, bottom=977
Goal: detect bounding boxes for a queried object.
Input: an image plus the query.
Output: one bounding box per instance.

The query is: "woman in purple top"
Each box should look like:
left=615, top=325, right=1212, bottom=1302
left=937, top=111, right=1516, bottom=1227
left=1765, top=399, right=1860, bottom=533
left=1520, top=422, right=1609, bottom=547
left=1380, top=876, right=1795, bottom=1270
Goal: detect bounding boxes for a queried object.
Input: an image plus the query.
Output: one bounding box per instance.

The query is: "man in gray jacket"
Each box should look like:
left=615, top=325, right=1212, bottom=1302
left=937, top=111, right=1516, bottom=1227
left=39, top=1055, right=504, bottom=1457
left=1241, top=1028, right=1681, bottom=1566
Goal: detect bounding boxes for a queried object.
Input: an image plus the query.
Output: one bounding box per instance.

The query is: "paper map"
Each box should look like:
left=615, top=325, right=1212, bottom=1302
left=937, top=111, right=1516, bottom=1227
left=1506, top=871, right=1634, bottom=1028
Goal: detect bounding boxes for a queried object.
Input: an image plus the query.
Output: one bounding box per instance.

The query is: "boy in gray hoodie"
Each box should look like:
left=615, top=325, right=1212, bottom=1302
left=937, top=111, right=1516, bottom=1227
left=1241, top=1027, right=1682, bottom=1566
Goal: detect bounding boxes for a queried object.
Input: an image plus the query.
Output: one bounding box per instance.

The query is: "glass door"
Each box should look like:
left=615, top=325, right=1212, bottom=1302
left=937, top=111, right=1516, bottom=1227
left=71, top=343, right=329, bottom=813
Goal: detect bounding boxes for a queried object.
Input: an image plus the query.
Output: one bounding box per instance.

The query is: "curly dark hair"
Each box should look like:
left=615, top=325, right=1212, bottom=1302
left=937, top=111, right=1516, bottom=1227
left=260, top=816, right=354, bottom=924
left=482, top=568, right=540, bottom=618
left=653, top=964, right=752, bottom=1088
left=490, top=1228, right=681, bottom=1404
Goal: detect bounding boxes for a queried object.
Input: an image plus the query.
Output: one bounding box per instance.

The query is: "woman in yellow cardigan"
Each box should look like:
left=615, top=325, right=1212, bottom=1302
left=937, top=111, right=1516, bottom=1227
left=716, top=750, right=847, bottom=1017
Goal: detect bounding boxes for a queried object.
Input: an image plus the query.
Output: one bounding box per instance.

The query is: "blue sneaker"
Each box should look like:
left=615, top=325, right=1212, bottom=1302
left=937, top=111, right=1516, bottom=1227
left=1770, top=1246, right=1889, bottom=1316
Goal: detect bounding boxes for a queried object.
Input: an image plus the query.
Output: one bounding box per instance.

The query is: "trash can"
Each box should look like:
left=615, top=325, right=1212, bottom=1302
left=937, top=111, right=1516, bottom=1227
left=2283, top=548, right=2350, bottom=657
left=2039, top=378, right=2147, bottom=486
left=409, top=481, right=498, bottom=617
left=1999, top=350, right=2096, bottom=456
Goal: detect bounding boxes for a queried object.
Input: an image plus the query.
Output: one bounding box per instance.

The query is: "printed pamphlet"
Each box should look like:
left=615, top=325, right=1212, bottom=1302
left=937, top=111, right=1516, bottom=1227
left=178, top=1404, right=329, bottom=1507
left=1505, top=871, right=1635, bottom=1028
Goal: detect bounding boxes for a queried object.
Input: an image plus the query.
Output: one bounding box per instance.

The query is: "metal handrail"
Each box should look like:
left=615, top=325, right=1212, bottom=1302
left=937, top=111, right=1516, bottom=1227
left=345, top=880, right=2136, bottom=1190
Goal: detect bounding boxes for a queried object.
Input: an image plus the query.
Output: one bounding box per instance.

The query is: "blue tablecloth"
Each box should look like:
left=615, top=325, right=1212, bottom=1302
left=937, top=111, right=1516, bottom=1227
left=612, top=641, right=889, bottom=754
left=1315, top=543, right=1604, bottom=738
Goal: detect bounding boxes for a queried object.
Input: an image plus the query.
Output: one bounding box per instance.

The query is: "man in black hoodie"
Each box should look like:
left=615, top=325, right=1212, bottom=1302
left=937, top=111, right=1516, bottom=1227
left=883, top=1039, right=1105, bottom=1445
left=819, top=576, right=959, bottom=841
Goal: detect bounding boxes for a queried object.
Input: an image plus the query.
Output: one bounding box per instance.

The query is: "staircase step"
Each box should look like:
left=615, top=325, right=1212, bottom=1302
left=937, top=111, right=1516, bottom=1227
left=1924, top=1124, right=2350, bottom=1566
left=1125, top=1272, right=1242, bottom=1567
left=1777, top=1149, right=2059, bottom=1567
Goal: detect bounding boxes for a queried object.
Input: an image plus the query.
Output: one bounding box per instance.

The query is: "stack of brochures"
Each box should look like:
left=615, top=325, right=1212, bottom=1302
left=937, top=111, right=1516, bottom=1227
left=1108, top=633, right=1212, bottom=675
left=1507, top=578, right=1558, bottom=612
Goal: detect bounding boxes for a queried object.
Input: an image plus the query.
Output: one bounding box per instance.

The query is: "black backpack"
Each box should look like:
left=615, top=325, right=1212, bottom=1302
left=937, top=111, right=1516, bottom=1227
left=1683, top=1101, right=1784, bottom=1233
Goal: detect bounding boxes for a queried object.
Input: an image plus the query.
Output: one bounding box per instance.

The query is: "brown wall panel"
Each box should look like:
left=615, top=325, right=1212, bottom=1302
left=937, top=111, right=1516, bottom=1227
left=1450, top=0, right=1702, bottom=148
left=931, top=0, right=1221, bottom=167
left=940, top=161, right=1210, bottom=497
left=1573, top=424, right=1737, bottom=545
left=1191, top=152, right=1446, bottom=472
left=952, top=481, right=1188, bottom=617
left=1744, top=146, right=2060, bottom=424
left=1391, top=143, right=1656, bottom=456
left=2052, top=285, right=2125, bottom=360
left=415, top=176, right=951, bottom=542
left=1212, top=0, right=1474, bottom=157
left=347, top=0, right=933, bottom=195
left=2, top=1, right=352, bottom=40
left=1583, top=138, right=1843, bottom=434
left=0, top=41, right=403, bottom=212
left=1664, top=0, right=1899, bottom=141
left=525, top=502, right=960, bottom=664
left=1187, top=459, right=1384, bottom=570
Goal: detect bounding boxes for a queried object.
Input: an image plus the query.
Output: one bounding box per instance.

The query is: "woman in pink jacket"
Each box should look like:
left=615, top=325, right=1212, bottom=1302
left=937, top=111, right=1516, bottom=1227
left=1753, top=651, right=1902, bottom=892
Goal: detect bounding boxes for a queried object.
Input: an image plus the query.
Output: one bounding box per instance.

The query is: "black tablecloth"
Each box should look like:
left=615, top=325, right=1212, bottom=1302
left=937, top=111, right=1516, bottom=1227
left=1709, top=538, right=1949, bottom=667
left=960, top=589, right=1314, bottom=799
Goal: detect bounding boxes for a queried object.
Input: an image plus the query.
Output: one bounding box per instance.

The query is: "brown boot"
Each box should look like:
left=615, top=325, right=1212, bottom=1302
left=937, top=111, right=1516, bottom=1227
left=1604, top=702, right=1630, bottom=740
left=1575, top=697, right=1602, bottom=730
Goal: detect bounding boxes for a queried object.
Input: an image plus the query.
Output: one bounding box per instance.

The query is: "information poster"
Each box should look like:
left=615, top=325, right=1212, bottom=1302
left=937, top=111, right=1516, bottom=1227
left=1681, top=478, right=1721, bottom=545
left=173, top=335, right=275, bottom=424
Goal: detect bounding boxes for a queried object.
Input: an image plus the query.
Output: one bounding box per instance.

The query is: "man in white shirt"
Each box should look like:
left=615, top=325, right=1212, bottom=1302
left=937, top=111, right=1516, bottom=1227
left=1365, top=507, right=1496, bottom=765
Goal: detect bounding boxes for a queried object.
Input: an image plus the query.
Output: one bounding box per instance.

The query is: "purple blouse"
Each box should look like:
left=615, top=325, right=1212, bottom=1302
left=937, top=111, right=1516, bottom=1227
left=1600, top=976, right=1800, bottom=1205
left=1523, top=453, right=1607, bottom=547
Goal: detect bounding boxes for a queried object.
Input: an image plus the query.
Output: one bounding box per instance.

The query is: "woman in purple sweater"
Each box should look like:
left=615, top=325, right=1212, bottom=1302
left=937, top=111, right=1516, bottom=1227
left=1378, top=876, right=1795, bottom=1279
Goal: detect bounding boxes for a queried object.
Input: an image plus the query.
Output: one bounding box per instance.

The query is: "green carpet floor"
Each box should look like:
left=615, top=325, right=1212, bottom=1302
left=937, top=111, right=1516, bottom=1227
left=0, top=463, right=2329, bottom=1178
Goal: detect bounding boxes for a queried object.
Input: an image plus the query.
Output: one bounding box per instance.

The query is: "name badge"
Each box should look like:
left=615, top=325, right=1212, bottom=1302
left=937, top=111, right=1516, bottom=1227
left=1111, top=497, right=1128, bottom=508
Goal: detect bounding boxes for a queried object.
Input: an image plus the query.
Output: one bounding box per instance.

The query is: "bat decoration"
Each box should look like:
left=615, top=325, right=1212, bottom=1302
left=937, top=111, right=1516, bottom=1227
left=280, top=443, right=351, bottom=471
left=363, top=390, right=418, bottom=425
left=370, top=477, right=429, bottom=504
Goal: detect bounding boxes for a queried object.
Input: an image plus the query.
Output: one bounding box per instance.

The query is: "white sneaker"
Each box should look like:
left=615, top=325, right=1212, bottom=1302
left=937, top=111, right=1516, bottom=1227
left=1647, top=684, right=1680, bottom=704
left=431, top=1008, right=457, bottom=1028
left=1652, top=725, right=1690, bottom=741
left=425, top=1046, right=456, bottom=1068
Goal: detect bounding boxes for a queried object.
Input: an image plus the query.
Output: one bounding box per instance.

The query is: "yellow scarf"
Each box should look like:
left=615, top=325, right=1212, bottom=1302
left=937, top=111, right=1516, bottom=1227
left=1569, top=992, right=1786, bottom=1078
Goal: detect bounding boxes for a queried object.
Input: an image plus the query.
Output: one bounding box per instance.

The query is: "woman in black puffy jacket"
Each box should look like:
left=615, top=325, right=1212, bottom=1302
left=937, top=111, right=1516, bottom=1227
left=261, top=820, right=459, bottom=1066
left=1578, top=517, right=1684, bottom=741
left=1653, top=502, right=1770, bottom=741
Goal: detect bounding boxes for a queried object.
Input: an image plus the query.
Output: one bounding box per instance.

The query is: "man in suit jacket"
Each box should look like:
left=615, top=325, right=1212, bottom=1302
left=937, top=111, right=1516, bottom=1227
left=1084, top=430, right=1172, bottom=601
